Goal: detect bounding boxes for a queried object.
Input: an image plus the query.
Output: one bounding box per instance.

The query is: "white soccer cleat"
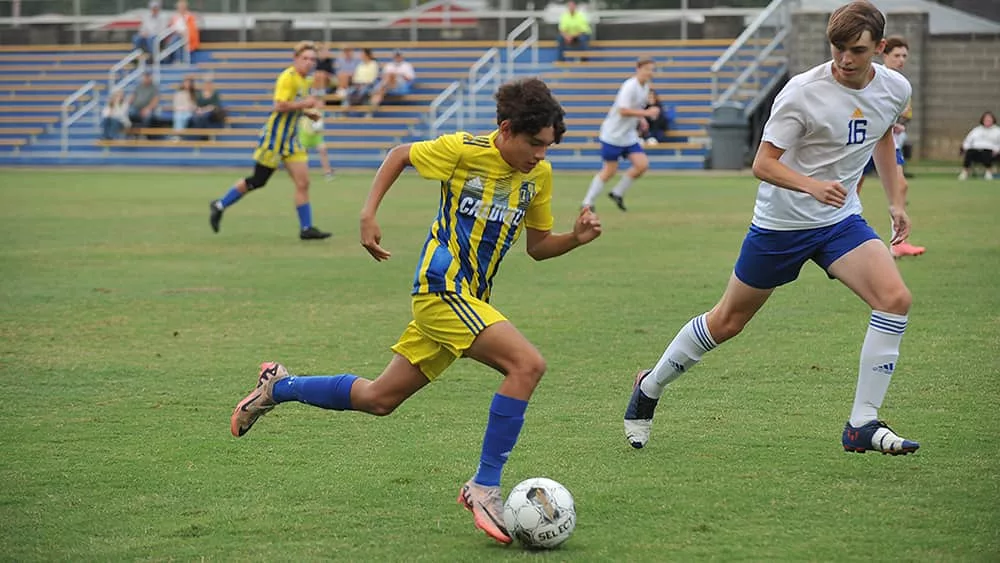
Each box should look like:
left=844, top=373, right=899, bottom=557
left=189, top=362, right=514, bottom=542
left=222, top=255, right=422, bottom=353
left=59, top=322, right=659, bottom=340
left=623, top=369, right=658, bottom=449
left=624, top=419, right=653, bottom=449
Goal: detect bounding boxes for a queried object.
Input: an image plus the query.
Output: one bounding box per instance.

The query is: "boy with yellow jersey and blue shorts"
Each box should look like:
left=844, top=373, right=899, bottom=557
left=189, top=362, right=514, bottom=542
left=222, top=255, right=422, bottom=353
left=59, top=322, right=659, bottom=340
left=230, top=78, right=603, bottom=544
left=209, top=41, right=332, bottom=240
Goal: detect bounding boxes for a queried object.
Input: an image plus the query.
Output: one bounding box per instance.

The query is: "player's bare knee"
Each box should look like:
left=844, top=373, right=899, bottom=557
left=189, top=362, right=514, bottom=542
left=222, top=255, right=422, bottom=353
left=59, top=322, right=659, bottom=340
left=355, top=386, right=400, bottom=416
left=877, top=285, right=912, bottom=315
left=509, top=353, right=547, bottom=387
left=366, top=397, right=399, bottom=417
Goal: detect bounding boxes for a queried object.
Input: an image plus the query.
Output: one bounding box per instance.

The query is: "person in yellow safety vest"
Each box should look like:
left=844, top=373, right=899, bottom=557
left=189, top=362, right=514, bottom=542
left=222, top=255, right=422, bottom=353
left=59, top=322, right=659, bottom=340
left=557, top=1, right=592, bottom=62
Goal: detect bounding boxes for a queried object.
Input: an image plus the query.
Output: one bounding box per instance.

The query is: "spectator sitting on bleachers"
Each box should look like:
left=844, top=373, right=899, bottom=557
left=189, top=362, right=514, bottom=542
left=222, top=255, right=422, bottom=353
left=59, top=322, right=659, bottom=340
left=166, top=0, right=200, bottom=63
left=314, top=42, right=335, bottom=95
left=128, top=70, right=161, bottom=132
left=132, top=1, right=167, bottom=64
left=640, top=89, right=675, bottom=145
left=366, top=50, right=415, bottom=117
left=334, top=46, right=359, bottom=98
left=557, top=1, right=591, bottom=62
left=172, top=76, right=197, bottom=138
left=344, top=48, right=379, bottom=107
left=100, top=90, right=131, bottom=140
left=190, top=76, right=225, bottom=129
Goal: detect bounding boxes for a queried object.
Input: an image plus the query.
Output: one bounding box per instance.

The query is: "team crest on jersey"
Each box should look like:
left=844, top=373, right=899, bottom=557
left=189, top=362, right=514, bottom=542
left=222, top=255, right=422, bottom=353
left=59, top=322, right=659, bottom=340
left=518, top=181, right=536, bottom=206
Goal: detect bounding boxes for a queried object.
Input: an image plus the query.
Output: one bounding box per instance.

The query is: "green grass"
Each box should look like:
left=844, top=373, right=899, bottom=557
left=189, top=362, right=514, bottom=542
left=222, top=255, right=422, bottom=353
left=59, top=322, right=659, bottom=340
left=0, top=168, right=997, bottom=561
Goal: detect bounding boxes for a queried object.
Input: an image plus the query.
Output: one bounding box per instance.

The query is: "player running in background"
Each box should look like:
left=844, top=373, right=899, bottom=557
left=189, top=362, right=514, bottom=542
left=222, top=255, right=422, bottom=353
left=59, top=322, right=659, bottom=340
left=230, top=78, right=602, bottom=544
left=857, top=35, right=925, bottom=258
left=581, top=58, right=659, bottom=212
left=623, top=0, right=920, bottom=456
left=209, top=41, right=331, bottom=240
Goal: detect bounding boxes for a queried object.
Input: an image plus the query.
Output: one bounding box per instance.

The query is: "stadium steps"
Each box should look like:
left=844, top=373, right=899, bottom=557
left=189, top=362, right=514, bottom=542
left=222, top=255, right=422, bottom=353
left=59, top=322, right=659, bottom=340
left=0, top=39, right=784, bottom=171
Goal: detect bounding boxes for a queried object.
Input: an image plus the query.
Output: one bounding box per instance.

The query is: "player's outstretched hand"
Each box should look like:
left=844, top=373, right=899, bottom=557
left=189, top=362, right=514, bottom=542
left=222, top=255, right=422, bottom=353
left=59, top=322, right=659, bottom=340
left=360, top=215, right=391, bottom=261
left=889, top=207, right=911, bottom=244
left=645, top=106, right=661, bottom=119
left=574, top=207, right=602, bottom=245
left=809, top=180, right=847, bottom=208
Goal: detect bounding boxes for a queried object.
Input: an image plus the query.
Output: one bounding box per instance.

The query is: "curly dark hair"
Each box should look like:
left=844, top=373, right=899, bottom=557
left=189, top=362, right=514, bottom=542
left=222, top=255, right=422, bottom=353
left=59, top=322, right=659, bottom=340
left=494, top=78, right=566, bottom=144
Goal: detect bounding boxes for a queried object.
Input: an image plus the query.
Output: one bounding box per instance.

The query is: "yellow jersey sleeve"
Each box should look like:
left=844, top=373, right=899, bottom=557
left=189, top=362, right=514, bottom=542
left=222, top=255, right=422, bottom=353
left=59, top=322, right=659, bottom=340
left=524, top=162, right=554, bottom=232
left=409, top=132, right=465, bottom=181
left=273, top=69, right=298, bottom=103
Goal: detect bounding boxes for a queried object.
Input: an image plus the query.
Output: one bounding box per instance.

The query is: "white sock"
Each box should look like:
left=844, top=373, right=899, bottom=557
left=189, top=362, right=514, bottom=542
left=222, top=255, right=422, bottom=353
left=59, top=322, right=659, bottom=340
left=582, top=175, right=605, bottom=206
left=611, top=175, right=635, bottom=197
left=641, top=313, right=717, bottom=399
left=849, top=310, right=908, bottom=427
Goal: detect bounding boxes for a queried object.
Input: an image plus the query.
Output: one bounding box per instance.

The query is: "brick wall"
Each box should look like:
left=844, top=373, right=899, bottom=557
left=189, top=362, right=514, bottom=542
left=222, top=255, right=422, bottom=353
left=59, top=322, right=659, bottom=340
left=923, top=34, right=1000, bottom=159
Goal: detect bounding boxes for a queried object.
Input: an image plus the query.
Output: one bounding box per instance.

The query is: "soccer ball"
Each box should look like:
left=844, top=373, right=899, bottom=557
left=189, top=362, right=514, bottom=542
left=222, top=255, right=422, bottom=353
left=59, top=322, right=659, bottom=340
left=503, top=477, right=576, bottom=549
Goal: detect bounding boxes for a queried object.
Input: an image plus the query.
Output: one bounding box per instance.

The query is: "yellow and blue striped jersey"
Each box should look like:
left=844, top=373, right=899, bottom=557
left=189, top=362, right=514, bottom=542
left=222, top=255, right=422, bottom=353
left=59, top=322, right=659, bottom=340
left=256, top=66, right=310, bottom=156
left=409, top=130, right=555, bottom=301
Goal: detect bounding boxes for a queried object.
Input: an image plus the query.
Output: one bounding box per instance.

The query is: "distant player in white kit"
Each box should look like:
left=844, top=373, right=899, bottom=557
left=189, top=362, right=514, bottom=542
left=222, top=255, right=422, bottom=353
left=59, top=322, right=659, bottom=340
left=857, top=35, right=925, bottom=258
left=622, top=0, right=921, bottom=455
left=582, top=58, right=659, bottom=212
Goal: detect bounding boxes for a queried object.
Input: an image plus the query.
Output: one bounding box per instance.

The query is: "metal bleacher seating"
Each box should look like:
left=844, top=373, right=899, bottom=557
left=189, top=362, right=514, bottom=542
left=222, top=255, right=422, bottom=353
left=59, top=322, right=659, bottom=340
left=0, top=38, right=783, bottom=170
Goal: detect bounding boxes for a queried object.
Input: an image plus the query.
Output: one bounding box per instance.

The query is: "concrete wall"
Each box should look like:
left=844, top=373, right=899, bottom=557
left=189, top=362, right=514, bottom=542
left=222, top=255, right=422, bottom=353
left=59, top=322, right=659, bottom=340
left=923, top=33, right=1000, bottom=159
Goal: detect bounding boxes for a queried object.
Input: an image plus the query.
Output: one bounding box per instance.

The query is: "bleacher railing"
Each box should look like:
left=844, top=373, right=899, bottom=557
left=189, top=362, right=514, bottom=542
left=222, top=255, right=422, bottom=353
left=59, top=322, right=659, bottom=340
left=505, top=17, right=539, bottom=81
left=60, top=80, right=99, bottom=153
left=467, top=47, right=501, bottom=127
left=108, top=49, right=146, bottom=97
left=709, top=0, right=791, bottom=114
left=151, top=26, right=191, bottom=79
left=428, top=81, right=464, bottom=138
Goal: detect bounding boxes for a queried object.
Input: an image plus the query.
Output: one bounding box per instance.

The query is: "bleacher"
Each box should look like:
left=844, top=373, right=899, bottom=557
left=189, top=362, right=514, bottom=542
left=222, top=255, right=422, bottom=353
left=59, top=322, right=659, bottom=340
left=0, top=39, right=785, bottom=170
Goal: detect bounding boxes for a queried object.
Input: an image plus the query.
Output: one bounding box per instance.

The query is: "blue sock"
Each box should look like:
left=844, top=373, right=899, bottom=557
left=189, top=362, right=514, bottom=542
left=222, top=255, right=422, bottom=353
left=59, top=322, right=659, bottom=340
left=473, top=394, right=528, bottom=487
left=271, top=374, right=358, bottom=411
left=219, top=186, right=243, bottom=208
left=296, top=203, right=312, bottom=230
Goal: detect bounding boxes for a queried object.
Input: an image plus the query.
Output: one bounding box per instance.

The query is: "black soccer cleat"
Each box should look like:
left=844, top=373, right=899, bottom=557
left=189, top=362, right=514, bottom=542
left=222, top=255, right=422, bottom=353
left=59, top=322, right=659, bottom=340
left=608, top=192, right=627, bottom=212
left=209, top=200, right=224, bottom=233
left=300, top=226, right=332, bottom=240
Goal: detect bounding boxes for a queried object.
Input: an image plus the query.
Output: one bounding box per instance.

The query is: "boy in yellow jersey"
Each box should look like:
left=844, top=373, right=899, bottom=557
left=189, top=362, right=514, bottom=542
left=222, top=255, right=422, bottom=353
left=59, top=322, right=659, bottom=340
left=209, top=41, right=332, bottom=240
left=230, top=78, right=602, bottom=544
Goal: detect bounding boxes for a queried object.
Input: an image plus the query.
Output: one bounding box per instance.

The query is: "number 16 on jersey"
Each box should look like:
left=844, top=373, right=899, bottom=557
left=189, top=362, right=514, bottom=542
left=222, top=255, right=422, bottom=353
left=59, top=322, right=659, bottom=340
left=847, top=119, right=867, bottom=146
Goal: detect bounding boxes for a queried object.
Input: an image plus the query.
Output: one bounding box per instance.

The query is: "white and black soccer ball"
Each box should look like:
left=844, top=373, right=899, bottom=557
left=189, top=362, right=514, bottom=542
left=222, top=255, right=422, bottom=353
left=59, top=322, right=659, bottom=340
left=503, top=477, right=576, bottom=549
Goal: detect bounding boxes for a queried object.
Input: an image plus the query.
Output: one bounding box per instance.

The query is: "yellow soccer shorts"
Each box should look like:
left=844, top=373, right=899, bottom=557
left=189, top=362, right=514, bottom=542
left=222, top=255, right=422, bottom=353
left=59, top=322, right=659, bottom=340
left=253, top=145, right=308, bottom=169
left=391, top=292, right=507, bottom=381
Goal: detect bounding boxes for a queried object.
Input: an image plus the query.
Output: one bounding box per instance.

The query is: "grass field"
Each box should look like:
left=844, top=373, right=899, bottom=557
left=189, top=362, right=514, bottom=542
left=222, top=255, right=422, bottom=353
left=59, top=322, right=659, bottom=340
left=1, top=168, right=998, bottom=561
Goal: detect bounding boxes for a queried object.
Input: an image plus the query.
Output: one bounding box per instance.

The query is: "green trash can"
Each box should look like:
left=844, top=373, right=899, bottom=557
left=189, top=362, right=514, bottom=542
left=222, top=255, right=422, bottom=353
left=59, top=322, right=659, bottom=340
left=709, top=102, right=749, bottom=170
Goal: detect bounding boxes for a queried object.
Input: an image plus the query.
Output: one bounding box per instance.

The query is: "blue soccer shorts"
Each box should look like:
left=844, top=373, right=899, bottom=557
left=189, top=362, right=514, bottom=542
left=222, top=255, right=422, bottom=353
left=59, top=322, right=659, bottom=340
left=733, top=214, right=880, bottom=290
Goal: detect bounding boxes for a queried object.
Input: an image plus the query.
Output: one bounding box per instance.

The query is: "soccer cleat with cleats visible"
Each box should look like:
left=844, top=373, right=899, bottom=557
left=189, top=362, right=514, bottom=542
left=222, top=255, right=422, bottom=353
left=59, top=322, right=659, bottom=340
left=624, top=369, right=658, bottom=449
left=299, top=226, right=332, bottom=240
left=230, top=362, right=289, bottom=437
left=457, top=479, right=512, bottom=544
left=842, top=420, right=920, bottom=455
left=608, top=192, right=627, bottom=212
left=209, top=200, right=224, bottom=233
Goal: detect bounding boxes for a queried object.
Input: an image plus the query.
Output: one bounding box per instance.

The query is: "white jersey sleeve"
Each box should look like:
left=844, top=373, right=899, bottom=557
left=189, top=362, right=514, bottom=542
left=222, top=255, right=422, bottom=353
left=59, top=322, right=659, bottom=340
left=761, top=86, right=807, bottom=151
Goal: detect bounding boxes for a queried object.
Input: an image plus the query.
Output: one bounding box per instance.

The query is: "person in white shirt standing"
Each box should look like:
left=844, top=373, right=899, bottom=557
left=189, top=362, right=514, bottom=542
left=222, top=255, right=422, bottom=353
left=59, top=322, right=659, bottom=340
left=582, top=58, right=659, bottom=212
left=132, top=1, right=166, bottom=63
left=958, top=111, right=1000, bottom=180
left=623, top=0, right=920, bottom=456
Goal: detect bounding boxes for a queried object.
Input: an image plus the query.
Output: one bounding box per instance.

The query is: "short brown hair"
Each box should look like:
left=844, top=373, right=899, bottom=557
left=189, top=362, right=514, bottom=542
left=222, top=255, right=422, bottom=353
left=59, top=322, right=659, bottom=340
left=884, top=35, right=908, bottom=54
left=637, top=58, right=655, bottom=69
left=293, top=40, right=316, bottom=57
left=827, top=1, right=886, bottom=49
